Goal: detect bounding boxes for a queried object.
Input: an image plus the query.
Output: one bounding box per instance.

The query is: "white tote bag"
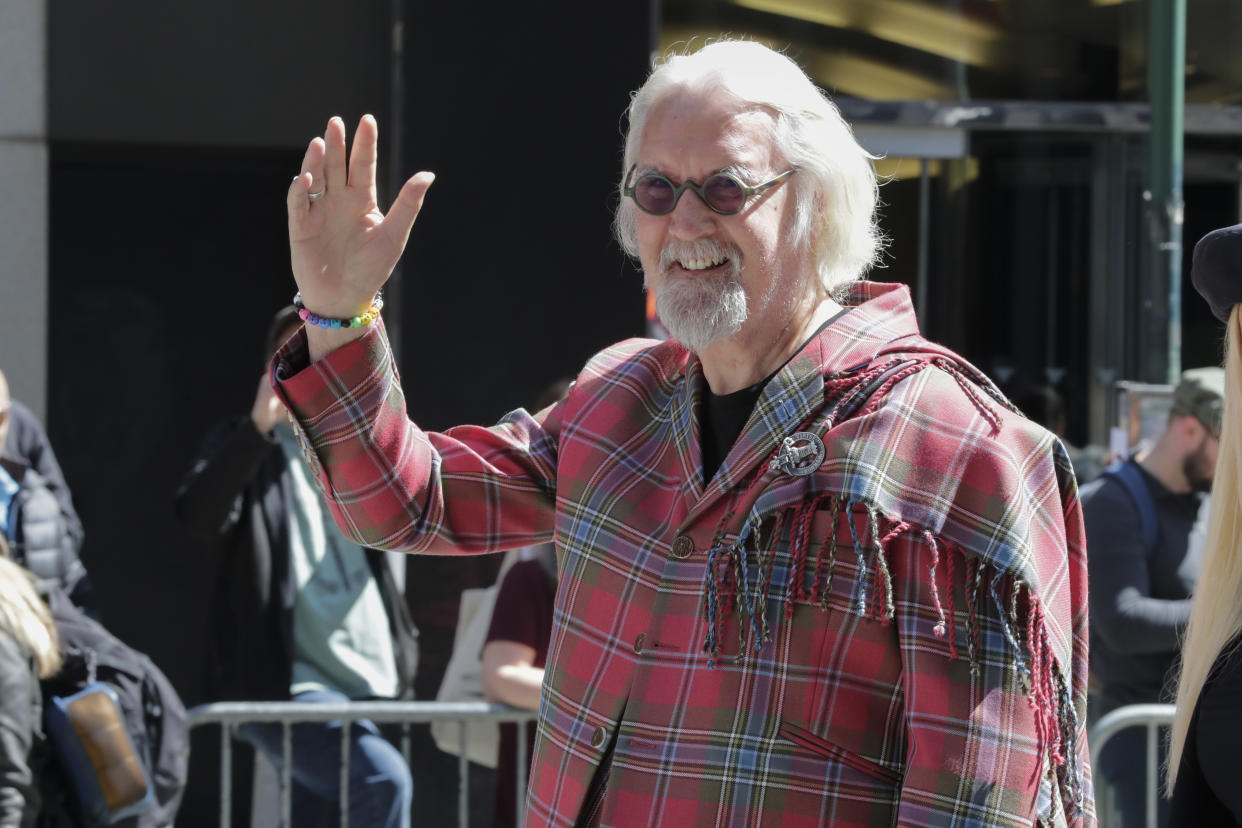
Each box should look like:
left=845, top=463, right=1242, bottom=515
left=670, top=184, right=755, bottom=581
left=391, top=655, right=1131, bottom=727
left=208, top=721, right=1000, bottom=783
left=431, top=551, right=517, bottom=767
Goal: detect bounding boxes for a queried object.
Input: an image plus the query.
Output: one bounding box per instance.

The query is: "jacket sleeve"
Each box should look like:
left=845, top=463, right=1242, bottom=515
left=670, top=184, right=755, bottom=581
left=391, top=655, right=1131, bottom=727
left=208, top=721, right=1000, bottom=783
left=173, top=416, right=272, bottom=539
left=1083, top=480, right=1190, bottom=654
left=271, top=322, right=560, bottom=555
left=4, top=400, right=82, bottom=557
left=0, top=633, right=37, bottom=828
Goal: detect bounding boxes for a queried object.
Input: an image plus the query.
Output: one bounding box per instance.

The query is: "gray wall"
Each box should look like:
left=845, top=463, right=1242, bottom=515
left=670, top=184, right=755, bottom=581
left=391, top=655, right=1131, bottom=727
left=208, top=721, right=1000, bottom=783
left=0, top=0, right=47, bottom=418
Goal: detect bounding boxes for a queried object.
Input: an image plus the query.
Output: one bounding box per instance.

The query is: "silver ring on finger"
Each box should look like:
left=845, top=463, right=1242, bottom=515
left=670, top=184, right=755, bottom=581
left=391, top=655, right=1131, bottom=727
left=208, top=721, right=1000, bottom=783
left=307, top=189, right=326, bottom=202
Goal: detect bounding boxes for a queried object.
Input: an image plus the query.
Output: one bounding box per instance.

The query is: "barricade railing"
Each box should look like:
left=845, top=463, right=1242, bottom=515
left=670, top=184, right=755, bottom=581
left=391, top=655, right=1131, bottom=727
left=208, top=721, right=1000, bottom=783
left=1088, top=703, right=1175, bottom=828
left=187, top=700, right=538, bottom=828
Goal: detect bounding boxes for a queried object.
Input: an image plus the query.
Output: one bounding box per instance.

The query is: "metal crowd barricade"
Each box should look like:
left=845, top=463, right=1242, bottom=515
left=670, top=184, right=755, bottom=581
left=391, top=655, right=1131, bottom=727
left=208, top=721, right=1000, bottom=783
left=1088, top=703, right=1176, bottom=828
left=187, top=700, right=538, bottom=828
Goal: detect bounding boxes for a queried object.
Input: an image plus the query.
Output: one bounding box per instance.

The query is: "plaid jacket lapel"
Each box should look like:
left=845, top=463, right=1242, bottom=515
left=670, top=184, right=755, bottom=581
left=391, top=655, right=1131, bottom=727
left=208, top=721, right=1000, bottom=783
left=688, top=281, right=924, bottom=521
left=670, top=357, right=706, bottom=504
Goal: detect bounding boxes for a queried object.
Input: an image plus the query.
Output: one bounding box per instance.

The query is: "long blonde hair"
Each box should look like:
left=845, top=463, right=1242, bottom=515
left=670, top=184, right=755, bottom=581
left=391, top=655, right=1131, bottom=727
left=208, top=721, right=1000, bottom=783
left=1167, top=306, right=1242, bottom=792
left=0, top=535, right=61, bottom=678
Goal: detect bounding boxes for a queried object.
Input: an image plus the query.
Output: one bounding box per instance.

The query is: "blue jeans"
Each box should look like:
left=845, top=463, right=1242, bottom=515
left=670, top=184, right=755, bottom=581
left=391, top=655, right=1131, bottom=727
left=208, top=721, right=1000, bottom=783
left=238, top=689, right=413, bottom=828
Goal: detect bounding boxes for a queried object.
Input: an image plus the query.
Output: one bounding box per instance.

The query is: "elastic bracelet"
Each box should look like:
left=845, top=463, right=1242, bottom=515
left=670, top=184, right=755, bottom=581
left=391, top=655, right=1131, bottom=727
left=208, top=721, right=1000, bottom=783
left=292, top=291, right=384, bottom=330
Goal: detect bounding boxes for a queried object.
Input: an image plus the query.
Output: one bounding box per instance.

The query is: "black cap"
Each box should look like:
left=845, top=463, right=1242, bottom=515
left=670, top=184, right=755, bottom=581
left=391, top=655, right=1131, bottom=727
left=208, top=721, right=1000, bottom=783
left=1192, top=223, right=1242, bottom=323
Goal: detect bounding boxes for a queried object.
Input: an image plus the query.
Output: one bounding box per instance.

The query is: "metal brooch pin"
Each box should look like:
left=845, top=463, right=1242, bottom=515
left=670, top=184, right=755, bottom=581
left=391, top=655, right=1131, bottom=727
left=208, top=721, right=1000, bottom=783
left=768, top=431, right=826, bottom=477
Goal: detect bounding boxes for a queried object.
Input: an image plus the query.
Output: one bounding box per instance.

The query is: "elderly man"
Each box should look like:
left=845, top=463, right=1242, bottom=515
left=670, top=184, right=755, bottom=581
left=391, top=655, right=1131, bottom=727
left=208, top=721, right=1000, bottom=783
left=273, top=41, right=1093, bottom=827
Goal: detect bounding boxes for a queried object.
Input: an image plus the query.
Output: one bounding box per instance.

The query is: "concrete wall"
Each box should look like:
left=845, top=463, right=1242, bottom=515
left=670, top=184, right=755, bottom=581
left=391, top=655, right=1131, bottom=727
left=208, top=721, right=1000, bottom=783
left=0, top=0, right=47, bottom=418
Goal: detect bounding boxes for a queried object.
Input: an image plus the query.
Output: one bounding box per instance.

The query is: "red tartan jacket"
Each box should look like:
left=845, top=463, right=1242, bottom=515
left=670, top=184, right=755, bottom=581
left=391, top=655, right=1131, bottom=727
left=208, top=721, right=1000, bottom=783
left=274, top=281, right=1094, bottom=827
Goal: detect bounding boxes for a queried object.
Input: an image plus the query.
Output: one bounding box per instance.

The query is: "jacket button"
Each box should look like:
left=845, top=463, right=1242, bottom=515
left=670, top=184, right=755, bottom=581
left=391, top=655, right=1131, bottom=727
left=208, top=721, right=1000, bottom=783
left=671, top=534, right=694, bottom=559
left=590, top=725, right=608, bottom=749
left=634, top=632, right=646, bottom=654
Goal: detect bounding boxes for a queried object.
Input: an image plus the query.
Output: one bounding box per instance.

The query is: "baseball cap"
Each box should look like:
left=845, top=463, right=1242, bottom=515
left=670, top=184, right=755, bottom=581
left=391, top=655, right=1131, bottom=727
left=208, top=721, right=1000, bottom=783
left=1192, top=223, right=1242, bottom=323
left=1172, top=367, right=1225, bottom=434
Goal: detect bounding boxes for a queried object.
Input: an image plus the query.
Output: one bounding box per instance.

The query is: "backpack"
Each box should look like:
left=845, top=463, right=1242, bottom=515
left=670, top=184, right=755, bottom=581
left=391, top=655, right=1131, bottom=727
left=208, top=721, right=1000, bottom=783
left=37, top=588, right=189, bottom=828
left=1096, top=461, right=1158, bottom=556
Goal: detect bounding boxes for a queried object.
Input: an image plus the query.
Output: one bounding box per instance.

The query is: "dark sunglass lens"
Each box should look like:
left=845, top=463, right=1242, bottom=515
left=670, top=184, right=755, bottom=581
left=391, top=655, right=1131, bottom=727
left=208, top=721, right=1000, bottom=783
left=704, top=174, right=746, bottom=213
left=635, top=175, right=676, bottom=214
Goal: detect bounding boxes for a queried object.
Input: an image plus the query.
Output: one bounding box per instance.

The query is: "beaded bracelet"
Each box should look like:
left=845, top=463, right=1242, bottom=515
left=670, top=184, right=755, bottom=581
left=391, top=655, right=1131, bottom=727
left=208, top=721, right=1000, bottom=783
left=292, top=291, right=384, bottom=330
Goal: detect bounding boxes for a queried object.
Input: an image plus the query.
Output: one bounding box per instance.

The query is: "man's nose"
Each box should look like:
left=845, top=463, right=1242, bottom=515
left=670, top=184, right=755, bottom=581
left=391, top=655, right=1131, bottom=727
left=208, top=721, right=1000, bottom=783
left=667, top=189, right=717, bottom=239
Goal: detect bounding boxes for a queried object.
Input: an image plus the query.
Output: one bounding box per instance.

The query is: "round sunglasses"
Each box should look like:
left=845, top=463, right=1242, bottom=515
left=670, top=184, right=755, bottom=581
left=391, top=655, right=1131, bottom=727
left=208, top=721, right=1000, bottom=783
left=622, top=166, right=796, bottom=216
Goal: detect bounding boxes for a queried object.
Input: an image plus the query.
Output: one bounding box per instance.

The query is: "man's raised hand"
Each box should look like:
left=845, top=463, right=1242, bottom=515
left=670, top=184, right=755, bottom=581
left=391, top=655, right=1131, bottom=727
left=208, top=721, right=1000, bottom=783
left=286, top=114, right=434, bottom=326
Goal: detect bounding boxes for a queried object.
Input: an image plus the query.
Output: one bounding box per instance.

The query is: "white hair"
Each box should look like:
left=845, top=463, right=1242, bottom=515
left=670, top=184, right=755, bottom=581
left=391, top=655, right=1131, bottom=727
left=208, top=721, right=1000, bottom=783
left=614, top=40, right=883, bottom=297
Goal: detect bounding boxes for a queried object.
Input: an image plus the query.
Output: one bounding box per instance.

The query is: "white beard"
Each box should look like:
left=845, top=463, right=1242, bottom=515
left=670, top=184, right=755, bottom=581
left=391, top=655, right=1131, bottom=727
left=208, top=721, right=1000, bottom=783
left=650, top=241, right=748, bottom=353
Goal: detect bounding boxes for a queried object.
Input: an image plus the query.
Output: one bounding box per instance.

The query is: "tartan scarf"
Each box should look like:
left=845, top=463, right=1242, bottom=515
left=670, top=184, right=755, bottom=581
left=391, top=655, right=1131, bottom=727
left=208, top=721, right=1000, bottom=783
left=693, top=281, right=1089, bottom=814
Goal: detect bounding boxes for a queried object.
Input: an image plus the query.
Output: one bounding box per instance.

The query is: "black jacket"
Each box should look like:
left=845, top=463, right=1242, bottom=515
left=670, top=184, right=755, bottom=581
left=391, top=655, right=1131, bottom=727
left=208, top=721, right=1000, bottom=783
left=1168, top=638, right=1242, bottom=826
left=0, top=461, right=91, bottom=614
left=0, top=632, right=40, bottom=828
left=174, top=416, right=418, bottom=701
left=2, top=401, right=83, bottom=557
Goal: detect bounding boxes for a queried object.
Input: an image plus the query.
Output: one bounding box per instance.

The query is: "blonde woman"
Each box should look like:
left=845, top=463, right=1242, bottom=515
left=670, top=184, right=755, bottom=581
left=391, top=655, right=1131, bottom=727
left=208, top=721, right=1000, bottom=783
left=0, top=535, right=61, bottom=827
left=1167, top=223, right=1242, bottom=823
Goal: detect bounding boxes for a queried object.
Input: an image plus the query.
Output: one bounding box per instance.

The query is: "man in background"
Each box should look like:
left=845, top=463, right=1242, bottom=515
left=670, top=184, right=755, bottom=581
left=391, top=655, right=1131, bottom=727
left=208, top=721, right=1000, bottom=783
left=175, top=307, right=417, bottom=828
left=1082, top=367, right=1222, bottom=827
left=0, top=369, right=93, bottom=612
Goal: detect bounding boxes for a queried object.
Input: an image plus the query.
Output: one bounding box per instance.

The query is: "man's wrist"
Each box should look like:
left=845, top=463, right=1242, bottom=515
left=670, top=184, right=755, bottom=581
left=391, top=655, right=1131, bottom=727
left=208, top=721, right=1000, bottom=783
left=305, top=321, right=373, bottom=363
left=294, top=291, right=384, bottom=329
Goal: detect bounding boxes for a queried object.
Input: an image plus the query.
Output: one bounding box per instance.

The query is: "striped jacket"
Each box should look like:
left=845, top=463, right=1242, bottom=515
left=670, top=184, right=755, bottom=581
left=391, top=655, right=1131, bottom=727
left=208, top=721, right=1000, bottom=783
left=274, top=281, right=1093, bottom=827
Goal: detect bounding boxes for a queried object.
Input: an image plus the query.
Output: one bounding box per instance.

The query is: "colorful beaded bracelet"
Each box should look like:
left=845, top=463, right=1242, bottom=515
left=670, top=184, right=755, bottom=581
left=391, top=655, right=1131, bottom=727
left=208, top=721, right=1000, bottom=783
left=292, top=291, right=384, bottom=330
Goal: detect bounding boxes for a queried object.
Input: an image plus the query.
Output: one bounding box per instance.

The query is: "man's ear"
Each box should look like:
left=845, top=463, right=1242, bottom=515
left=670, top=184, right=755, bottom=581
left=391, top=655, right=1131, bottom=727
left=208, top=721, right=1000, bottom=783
left=1174, top=412, right=1207, bottom=444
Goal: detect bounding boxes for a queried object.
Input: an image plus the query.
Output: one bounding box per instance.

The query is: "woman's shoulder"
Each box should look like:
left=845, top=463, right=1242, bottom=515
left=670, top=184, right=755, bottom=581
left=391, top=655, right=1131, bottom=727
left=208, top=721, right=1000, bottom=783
left=1205, top=635, right=1242, bottom=689
left=0, top=628, right=30, bottom=663
left=1180, top=637, right=1242, bottom=825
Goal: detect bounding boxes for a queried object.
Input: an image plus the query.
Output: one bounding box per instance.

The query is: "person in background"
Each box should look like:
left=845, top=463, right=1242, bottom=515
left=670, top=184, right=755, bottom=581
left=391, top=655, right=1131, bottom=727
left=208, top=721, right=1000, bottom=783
left=481, top=543, right=556, bottom=828
left=0, top=535, right=61, bottom=828
left=0, top=372, right=93, bottom=615
left=174, top=306, right=417, bottom=828
left=1079, top=367, right=1219, bottom=826
left=0, top=376, right=84, bottom=557
left=481, top=380, right=569, bottom=828
left=1167, top=222, right=1242, bottom=824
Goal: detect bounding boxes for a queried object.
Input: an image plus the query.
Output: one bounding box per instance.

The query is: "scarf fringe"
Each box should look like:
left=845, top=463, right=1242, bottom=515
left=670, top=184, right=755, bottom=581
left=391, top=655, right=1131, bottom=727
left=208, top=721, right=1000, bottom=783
left=921, top=530, right=949, bottom=640
left=932, top=357, right=1004, bottom=432
left=825, top=355, right=1009, bottom=435
left=823, top=358, right=910, bottom=429
left=699, top=503, right=1084, bottom=814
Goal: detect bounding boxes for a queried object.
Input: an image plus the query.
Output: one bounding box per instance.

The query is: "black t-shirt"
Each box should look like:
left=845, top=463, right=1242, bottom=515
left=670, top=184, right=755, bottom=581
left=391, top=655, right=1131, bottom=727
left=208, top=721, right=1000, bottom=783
left=701, top=382, right=764, bottom=483
left=700, top=310, right=849, bottom=482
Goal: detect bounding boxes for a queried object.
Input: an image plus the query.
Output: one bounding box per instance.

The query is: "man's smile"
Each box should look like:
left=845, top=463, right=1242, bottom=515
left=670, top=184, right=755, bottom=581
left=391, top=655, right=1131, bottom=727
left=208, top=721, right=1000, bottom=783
left=674, top=253, right=730, bottom=272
